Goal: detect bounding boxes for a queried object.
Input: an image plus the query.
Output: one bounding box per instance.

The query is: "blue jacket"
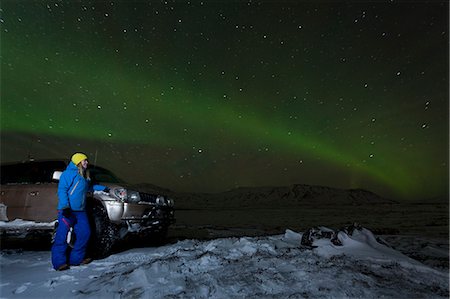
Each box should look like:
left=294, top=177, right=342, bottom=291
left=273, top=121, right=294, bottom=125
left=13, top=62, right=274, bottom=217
left=57, top=162, right=106, bottom=211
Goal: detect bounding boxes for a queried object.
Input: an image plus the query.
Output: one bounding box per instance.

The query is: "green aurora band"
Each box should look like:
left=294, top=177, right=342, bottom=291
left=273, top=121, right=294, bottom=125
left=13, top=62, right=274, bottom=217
left=1, top=41, right=427, bottom=198
left=1, top=1, right=448, bottom=200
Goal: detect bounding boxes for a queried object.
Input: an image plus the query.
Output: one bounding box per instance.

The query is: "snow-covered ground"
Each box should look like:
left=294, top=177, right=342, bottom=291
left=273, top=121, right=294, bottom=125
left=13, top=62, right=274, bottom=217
left=1, top=226, right=448, bottom=298
left=0, top=219, right=56, bottom=230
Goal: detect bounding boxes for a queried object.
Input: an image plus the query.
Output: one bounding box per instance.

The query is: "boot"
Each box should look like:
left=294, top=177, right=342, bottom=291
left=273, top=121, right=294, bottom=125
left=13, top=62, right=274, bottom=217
left=80, top=258, right=93, bottom=265
left=57, top=264, right=70, bottom=271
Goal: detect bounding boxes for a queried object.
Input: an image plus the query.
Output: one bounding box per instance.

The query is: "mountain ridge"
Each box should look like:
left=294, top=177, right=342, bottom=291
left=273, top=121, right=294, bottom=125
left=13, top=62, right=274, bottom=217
left=135, top=183, right=397, bottom=209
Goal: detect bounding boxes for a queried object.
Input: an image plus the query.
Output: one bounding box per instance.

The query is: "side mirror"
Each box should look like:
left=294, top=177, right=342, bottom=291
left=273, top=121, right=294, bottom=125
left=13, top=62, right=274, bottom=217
left=52, top=171, right=62, bottom=181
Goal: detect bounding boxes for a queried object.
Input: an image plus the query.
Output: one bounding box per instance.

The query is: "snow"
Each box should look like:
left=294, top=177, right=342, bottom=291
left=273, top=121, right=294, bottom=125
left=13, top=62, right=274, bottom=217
left=0, top=227, right=448, bottom=298
left=0, top=219, right=56, bottom=229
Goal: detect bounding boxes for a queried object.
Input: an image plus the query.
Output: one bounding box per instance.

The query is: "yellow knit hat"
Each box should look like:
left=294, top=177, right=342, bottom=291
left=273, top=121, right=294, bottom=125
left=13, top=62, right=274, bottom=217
left=71, top=153, right=88, bottom=165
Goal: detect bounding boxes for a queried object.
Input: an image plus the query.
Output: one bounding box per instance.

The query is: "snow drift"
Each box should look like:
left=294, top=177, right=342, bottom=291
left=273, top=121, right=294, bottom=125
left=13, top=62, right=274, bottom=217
left=0, top=226, right=448, bottom=298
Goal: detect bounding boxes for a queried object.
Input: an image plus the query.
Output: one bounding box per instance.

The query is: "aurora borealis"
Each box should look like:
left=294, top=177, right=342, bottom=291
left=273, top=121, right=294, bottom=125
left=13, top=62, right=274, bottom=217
left=1, top=1, right=448, bottom=201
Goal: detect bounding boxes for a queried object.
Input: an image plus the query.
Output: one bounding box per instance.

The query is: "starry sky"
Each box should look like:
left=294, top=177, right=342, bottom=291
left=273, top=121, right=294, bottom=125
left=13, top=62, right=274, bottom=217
left=1, top=1, right=448, bottom=201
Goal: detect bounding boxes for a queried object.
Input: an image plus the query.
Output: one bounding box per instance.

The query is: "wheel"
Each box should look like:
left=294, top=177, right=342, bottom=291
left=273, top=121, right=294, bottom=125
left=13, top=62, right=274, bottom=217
left=87, top=204, right=118, bottom=259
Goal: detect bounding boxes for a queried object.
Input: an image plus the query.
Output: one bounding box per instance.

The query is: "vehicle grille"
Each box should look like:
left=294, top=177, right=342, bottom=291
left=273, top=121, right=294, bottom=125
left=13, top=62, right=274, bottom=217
left=139, top=193, right=159, bottom=203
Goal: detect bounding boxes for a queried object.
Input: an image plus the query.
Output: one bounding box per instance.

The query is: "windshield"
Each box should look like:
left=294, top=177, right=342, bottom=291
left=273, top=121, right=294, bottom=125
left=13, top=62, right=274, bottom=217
left=89, top=166, right=125, bottom=184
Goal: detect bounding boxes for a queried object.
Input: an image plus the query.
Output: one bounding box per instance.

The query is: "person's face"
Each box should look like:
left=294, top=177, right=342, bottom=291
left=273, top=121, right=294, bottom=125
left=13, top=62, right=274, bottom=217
left=80, top=159, right=88, bottom=169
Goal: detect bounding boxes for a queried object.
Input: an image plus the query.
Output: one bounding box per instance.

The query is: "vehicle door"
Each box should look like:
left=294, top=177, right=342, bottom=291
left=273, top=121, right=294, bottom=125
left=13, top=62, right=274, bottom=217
left=1, top=162, right=59, bottom=222
left=0, top=163, right=30, bottom=221
left=0, top=184, right=29, bottom=221
left=24, top=183, right=59, bottom=222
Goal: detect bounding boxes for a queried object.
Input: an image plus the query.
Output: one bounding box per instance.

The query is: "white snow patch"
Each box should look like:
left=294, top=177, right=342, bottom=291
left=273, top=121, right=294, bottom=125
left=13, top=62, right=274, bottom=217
left=0, top=228, right=448, bottom=298
left=0, top=219, right=56, bottom=229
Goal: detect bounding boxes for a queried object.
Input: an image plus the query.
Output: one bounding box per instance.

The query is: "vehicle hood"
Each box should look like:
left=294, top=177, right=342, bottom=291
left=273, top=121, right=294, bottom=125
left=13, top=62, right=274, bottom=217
left=99, top=182, right=169, bottom=196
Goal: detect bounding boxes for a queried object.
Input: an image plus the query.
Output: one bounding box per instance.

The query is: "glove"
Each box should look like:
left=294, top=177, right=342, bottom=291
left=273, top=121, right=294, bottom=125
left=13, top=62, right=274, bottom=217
left=103, top=187, right=110, bottom=193
left=61, top=208, right=71, bottom=218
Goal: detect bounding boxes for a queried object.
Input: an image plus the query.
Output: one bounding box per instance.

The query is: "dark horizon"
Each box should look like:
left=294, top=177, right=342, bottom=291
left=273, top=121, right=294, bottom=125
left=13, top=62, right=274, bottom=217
left=1, top=132, right=448, bottom=203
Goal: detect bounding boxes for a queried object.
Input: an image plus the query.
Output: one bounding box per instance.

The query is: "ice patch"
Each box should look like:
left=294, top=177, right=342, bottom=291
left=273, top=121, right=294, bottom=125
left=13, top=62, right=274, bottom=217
left=313, top=228, right=421, bottom=265
left=283, top=229, right=302, bottom=244
left=13, top=283, right=30, bottom=294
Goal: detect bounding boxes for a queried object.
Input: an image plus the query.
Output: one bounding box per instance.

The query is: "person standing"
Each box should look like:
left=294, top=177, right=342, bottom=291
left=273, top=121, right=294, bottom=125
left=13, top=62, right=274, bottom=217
left=51, top=153, right=109, bottom=271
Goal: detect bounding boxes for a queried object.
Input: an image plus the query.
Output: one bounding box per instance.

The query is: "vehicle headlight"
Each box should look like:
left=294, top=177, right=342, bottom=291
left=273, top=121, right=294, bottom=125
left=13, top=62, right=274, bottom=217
left=156, top=196, right=166, bottom=206
left=113, top=188, right=141, bottom=203
left=155, top=196, right=174, bottom=207
left=127, top=190, right=141, bottom=203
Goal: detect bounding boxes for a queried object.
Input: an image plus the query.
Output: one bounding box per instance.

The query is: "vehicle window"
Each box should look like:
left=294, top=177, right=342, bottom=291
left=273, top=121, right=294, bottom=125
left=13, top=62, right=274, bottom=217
left=1, top=161, right=66, bottom=184
left=89, top=167, right=124, bottom=184
left=1, top=164, right=29, bottom=184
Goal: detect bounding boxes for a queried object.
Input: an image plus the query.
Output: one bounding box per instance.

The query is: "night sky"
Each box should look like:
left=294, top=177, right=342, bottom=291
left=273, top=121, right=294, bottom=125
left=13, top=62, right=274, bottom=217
left=1, top=1, right=448, bottom=201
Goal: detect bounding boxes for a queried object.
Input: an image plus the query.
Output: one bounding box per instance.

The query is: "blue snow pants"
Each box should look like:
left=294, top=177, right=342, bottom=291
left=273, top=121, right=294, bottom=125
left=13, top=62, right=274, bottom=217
left=51, top=210, right=91, bottom=270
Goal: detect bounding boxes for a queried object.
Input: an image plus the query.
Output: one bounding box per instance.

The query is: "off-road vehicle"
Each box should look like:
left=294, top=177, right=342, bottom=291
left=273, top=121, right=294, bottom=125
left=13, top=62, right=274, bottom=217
left=0, top=160, right=175, bottom=257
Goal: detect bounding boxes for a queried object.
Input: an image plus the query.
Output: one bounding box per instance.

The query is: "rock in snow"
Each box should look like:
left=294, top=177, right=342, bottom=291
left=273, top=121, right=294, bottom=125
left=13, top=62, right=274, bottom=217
left=0, top=227, right=448, bottom=298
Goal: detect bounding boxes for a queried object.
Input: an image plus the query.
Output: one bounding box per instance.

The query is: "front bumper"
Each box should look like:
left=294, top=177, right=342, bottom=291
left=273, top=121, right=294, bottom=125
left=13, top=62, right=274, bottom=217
left=125, top=206, right=176, bottom=233
left=101, top=200, right=175, bottom=226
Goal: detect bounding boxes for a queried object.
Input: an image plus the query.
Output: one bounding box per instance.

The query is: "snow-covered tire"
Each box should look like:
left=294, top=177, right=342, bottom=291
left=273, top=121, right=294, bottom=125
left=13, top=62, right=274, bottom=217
left=87, top=204, right=118, bottom=259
